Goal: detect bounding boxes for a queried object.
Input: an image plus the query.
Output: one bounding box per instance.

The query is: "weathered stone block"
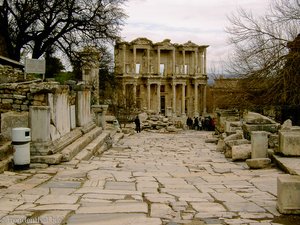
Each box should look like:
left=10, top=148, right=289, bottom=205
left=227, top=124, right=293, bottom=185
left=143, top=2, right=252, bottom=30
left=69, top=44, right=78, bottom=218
left=277, top=175, right=300, bottom=214
left=224, top=132, right=244, bottom=142
left=232, top=144, right=251, bottom=161
left=224, top=139, right=250, bottom=158
left=278, top=130, right=300, bottom=156
left=246, top=158, right=271, bottom=169
left=216, top=139, right=225, bottom=151
left=1, top=111, right=29, bottom=140
left=244, top=111, right=276, bottom=124
left=251, top=131, right=268, bottom=158
left=29, top=106, right=51, bottom=142
left=268, top=134, right=279, bottom=149
left=243, top=123, right=280, bottom=140
left=30, top=153, right=63, bottom=164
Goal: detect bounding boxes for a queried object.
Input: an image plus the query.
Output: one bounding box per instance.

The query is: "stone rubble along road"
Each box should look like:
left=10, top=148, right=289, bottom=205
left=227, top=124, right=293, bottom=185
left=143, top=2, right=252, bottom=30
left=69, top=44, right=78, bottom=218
left=0, top=131, right=290, bottom=225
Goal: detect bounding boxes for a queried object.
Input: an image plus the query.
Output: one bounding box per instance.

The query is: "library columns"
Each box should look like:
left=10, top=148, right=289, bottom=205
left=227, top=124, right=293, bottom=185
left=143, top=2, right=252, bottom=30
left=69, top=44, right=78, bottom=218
left=172, top=83, right=176, bottom=114
left=182, top=84, right=186, bottom=115
left=194, top=83, right=198, bottom=117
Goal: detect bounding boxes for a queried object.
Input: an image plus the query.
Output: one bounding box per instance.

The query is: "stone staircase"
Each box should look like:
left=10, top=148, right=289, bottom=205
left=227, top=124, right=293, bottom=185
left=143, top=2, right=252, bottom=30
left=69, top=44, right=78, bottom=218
left=0, top=125, right=124, bottom=171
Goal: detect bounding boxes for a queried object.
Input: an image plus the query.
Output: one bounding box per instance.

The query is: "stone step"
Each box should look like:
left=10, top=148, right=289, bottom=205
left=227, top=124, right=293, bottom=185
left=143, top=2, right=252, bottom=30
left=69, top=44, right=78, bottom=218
left=113, top=132, right=124, bottom=144
left=271, top=154, right=300, bottom=175
left=0, top=155, right=13, bottom=173
left=61, top=127, right=103, bottom=162
left=74, top=130, right=111, bottom=161
left=0, top=141, right=13, bottom=160
left=31, top=153, right=63, bottom=165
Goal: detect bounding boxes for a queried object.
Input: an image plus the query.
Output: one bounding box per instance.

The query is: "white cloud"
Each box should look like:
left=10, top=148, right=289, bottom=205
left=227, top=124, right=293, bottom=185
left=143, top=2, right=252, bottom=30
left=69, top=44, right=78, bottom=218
left=121, top=0, right=271, bottom=74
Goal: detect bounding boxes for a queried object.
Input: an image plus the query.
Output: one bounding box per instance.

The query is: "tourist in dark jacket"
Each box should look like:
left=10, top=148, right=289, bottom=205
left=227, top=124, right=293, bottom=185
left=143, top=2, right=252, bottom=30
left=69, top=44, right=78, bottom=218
left=134, top=116, right=141, bottom=133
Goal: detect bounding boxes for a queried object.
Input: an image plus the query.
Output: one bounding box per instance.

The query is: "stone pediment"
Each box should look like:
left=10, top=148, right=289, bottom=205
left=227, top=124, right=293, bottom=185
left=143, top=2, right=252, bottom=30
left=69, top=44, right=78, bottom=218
left=155, top=39, right=173, bottom=47
left=183, top=40, right=198, bottom=47
left=130, top=37, right=153, bottom=46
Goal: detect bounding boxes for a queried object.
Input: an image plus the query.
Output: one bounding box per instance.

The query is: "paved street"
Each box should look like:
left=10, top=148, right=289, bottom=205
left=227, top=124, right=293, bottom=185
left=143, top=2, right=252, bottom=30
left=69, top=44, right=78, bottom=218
left=0, top=130, right=290, bottom=225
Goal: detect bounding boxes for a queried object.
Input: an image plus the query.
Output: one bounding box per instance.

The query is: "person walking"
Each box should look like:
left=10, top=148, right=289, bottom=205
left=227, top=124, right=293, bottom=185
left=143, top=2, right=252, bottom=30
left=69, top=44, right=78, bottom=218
left=194, top=117, right=199, bottom=130
left=134, top=115, right=141, bottom=133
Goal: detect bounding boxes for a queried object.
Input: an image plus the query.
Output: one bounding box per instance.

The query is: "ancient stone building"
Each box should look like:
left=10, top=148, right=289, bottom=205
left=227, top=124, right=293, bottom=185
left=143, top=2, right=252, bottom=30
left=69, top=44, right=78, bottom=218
left=114, top=38, right=209, bottom=117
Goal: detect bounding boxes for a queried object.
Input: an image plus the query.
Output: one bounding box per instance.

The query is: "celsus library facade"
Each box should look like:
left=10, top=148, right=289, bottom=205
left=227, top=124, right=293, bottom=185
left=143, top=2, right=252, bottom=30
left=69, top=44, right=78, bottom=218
left=114, top=38, right=208, bottom=117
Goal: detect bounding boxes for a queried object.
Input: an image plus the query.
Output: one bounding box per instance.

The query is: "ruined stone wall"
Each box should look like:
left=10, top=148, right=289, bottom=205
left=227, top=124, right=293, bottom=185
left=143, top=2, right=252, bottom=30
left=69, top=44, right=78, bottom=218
left=0, top=65, right=36, bottom=83
left=0, top=81, right=76, bottom=114
left=0, top=81, right=78, bottom=140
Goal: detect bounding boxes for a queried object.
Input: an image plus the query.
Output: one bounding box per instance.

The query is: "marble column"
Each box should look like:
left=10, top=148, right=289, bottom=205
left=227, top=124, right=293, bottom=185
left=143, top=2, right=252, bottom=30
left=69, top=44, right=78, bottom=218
left=123, top=84, right=126, bottom=105
left=123, top=84, right=126, bottom=97
left=123, top=44, right=126, bottom=74
left=173, top=49, right=176, bottom=74
left=133, top=46, right=136, bottom=74
left=194, top=83, right=199, bottom=117
left=147, top=48, right=150, bottom=74
left=92, top=105, right=108, bottom=129
left=133, top=83, right=137, bottom=105
left=195, top=50, right=198, bottom=75
left=157, top=48, right=161, bottom=75
left=172, top=83, right=176, bottom=115
left=183, top=50, right=186, bottom=74
left=157, top=84, right=161, bottom=114
left=200, top=52, right=204, bottom=74
left=147, top=83, right=151, bottom=110
left=182, top=84, right=186, bottom=115
left=204, top=48, right=207, bottom=74
left=203, top=84, right=207, bottom=114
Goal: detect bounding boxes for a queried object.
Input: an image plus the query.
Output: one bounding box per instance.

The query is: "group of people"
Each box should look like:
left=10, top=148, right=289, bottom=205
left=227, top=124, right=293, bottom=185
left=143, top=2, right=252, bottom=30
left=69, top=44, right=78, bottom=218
left=186, top=116, right=215, bottom=131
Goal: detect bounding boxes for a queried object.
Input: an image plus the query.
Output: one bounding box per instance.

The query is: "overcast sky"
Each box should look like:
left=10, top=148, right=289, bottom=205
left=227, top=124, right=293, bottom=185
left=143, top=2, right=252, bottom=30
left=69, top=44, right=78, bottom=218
left=120, top=0, right=271, bottom=75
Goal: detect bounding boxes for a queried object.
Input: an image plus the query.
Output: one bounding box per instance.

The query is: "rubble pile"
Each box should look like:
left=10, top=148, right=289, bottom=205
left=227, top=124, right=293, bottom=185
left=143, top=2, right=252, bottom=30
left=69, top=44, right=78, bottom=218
left=140, top=113, right=183, bottom=133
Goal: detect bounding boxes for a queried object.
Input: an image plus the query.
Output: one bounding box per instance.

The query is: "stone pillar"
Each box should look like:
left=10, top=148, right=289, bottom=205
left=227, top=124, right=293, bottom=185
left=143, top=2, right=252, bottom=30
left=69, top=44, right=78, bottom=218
left=173, top=49, right=176, bottom=74
left=147, top=48, right=150, bottom=74
left=172, top=83, right=176, bottom=115
left=133, top=83, right=137, bottom=105
left=92, top=105, right=108, bottom=129
left=203, top=85, right=207, bottom=115
left=123, top=83, right=126, bottom=97
left=183, top=50, right=186, bottom=74
left=123, top=44, right=126, bottom=74
left=157, top=48, right=161, bottom=75
left=251, top=131, right=268, bottom=158
left=277, top=175, right=300, bottom=214
left=200, top=51, right=204, bottom=74
left=204, top=48, right=207, bottom=74
left=195, top=50, right=198, bottom=74
left=70, top=105, right=76, bottom=129
left=30, top=106, right=51, bottom=142
left=182, top=84, right=186, bottom=115
left=133, top=46, right=137, bottom=74
left=157, top=83, right=161, bottom=114
left=147, top=83, right=151, bottom=110
left=194, top=83, right=198, bottom=117
left=76, top=89, right=92, bottom=127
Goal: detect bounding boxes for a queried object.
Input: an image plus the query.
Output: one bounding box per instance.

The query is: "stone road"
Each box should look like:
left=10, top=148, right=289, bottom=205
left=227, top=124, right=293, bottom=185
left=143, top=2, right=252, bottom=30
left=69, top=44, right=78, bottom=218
left=0, top=131, right=291, bottom=225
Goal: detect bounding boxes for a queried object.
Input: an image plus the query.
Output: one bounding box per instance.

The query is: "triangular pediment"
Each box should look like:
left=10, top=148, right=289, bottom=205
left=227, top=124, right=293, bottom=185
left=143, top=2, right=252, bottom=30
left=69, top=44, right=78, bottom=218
left=130, top=37, right=153, bottom=45
left=155, top=39, right=174, bottom=47
left=183, top=40, right=198, bottom=47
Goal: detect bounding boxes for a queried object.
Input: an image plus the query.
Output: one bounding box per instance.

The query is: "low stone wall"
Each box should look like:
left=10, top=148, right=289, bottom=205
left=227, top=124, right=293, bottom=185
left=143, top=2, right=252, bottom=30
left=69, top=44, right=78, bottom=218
left=0, top=65, right=28, bottom=83
left=0, top=80, right=76, bottom=114
left=0, top=80, right=94, bottom=156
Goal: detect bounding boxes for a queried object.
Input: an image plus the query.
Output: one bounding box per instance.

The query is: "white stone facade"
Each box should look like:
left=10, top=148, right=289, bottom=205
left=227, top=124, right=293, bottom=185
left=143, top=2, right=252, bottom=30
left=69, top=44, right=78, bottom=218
left=114, top=38, right=209, bottom=117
